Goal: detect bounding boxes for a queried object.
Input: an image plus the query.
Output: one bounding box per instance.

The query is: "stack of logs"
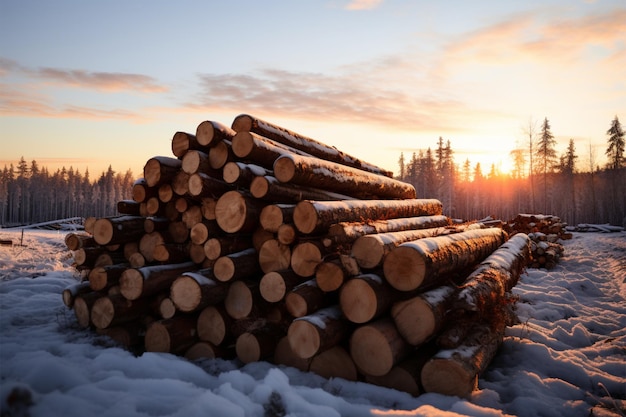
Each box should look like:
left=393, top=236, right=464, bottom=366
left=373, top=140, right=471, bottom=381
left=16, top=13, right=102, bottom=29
left=504, top=214, right=569, bottom=269
left=62, top=114, right=532, bottom=398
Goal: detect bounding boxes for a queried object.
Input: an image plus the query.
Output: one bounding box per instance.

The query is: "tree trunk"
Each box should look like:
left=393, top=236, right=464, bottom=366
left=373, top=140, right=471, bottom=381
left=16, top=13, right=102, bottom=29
left=187, top=172, right=233, bottom=199
left=284, top=279, right=331, bottom=318
left=204, top=235, right=252, bottom=261
left=222, top=161, right=271, bottom=188
left=259, top=269, right=308, bottom=303
left=65, top=233, right=96, bottom=251
left=231, top=131, right=309, bottom=169
left=119, top=261, right=197, bottom=300
left=145, top=315, right=198, bottom=354
left=185, top=341, right=234, bottom=361
left=259, top=204, right=295, bottom=233
left=195, top=120, right=236, bottom=147
left=258, top=239, right=291, bottom=274
left=143, top=156, right=182, bottom=187
left=170, top=271, right=229, bottom=313
left=349, top=317, right=412, bottom=377
left=139, top=231, right=168, bottom=262
left=383, top=228, right=507, bottom=291
left=287, top=306, right=350, bottom=359
left=208, top=140, right=233, bottom=170
left=93, top=215, right=146, bottom=245
left=215, top=190, right=265, bottom=234
left=294, top=199, right=443, bottom=235
left=167, top=221, right=190, bottom=243
left=250, top=175, right=352, bottom=202
left=231, top=114, right=393, bottom=177
left=73, top=291, right=106, bottom=328
left=213, top=248, right=259, bottom=282
left=117, top=199, right=142, bottom=216
left=339, top=273, right=399, bottom=324
left=274, top=154, right=416, bottom=200
left=88, top=263, right=129, bottom=291
left=390, top=285, right=455, bottom=346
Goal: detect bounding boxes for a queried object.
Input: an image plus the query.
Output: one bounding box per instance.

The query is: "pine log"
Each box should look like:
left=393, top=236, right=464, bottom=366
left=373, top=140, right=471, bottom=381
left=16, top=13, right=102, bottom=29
left=235, top=323, right=284, bottom=363
left=144, top=196, right=164, bottom=217
left=158, top=183, right=175, bottom=203
left=88, top=263, right=129, bottom=292
left=294, top=199, right=443, bottom=235
left=287, top=306, right=350, bottom=359
left=139, top=231, right=169, bottom=263
left=190, top=220, right=220, bottom=245
left=277, top=224, right=298, bottom=246
left=83, top=216, right=97, bottom=235
left=231, top=131, right=310, bottom=169
left=204, top=235, right=252, bottom=261
left=390, top=285, right=456, bottom=346
left=420, top=319, right=506, bottom=398
left=119, top=261, right=197, bottom=300
left=201, top=197, right=218, bottom=220
left=182, top=150, right=222, bottom=178
left=222, top=161, right=271, bottom=188
left=252, top=227, right=274, bottom=252
left=349, top=317, right=412, bottom=377
left=172, top=196, right=192, bottom=214
left=454, top=233, right=531, bottom=313
left=144, top=156, right=182, bottom=187
left=182, top=205, right=203, bottom=229
left=62, top=281, right=91, bottom=308
left=189, top=243, right=207, bottom=264
left=290, top=241, right=324, bottom=277
left=197, top=305, right=233, bottom=345
left=188, top=172, right=233, bottom=199
left=171, top=131, right=202, bottom=158
left=214, top=190, right=264, bottom=234
left=171, top=171, right=191, bottom=196
left=145, top=315, right=198, bottom=354
left=259, top=269, right=308, bottom=303
left=284, top=279, right=331, bottom=318
left=273, top=336, right=311, bottom=372
left=127, top=252, right=146, bottom=268
left=97, top=322, right=145, bottom=349
left=339, top=273, right=399, bottom=324
left=309, top=345, right=358, bottom=382
left=170, top=270, right=229, bottom=313
left=90, top=294, right=153, bottom=329
left=259, top=204, right=295, bottom=233
left=73, top=291, right=106, bottom=328
left=315, top=259, right=349, bottom=292
left=208, top=140, right=233, bottom=170
left=383, top=227, right=507, bottom=292
left=73, top=246, right=110, bottom=267
left=65, top=233, right=96, bottom=251
left=132, top=178, right=158, bottom=204
left=224, top=280, right=269, bottom=320
left=152, top=243, right=191, bottom=264
left=274, top=154, right=416, bottom=200
left=213, top=248, right=259, bottom=282
left=157, top=295, right=177, bottom=319
left=258, top=239, right=291, bottom=274
left=93, top=216, right=146, bottom=245
left=232, top=114, right=393, bottom=177
left=195, top=120, right=236, bottom=147
left=250, top=175, right=352, bottom=203
left=351, top=227, right=452, bottom=270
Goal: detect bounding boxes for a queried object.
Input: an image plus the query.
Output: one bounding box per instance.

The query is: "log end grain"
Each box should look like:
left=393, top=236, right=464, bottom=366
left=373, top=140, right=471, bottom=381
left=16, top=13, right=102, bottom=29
left=350, top=320, right=407, bottom=377
left=249, top=176, right=270, bottom=199
left=159, top=297, right=176, bottom=319
left=231, top=131, right=254, bottom=158
left=291, top=242, right=322, bottom=278
left=351, top=235, right=385, bottom=270
left=273, top=155, right=296, bottom=183
left=144, top=322, right=171, bottom=353
left=196, top=120, right=220, bottom=147
left=273, top=336, right=311, bottom=372
left=259, top=205, right=285, bottom=232
left=88, top=267, right=108, bottom=291
left=222, top=161, right=241, bottom=184
left=215, top=191, right=248, bottom=234
left=73, top=297, right=92, bottom=328
left=171, top=131, right=194, bottom=158
left=383, top=246, right=426, bottom=291
left=231, top=114, right=254, bottom=132
left=390, top=297, right=436, bottom=346
left=119, top=269, right=144, bottom=301
left=181, top=150, right=203, bottom=174
left=92, top=219, right=114, bottom=246
left=287, top=320, right=320, bottom=359
left=197, top=306, right=228, bottom=345
left=259, top=271, right=287, bottom=303
left=293, top=201, right=318, bottom=235
left=258, top=240, right=291, bottom=274
left=339, top=278, right=378, bottom=324
left=235, top=332, right=261, bottom=364
left=185, top=341, right=220, bottom=361
left=209, top=140, right=230, bottom=169
left=90, top=296, right=115, bottom=329
left=315, top=261, right=345, bottom=292
left=420, top=358, right=477, bottom=398
left=224, top=281, right=253, bottom=319
left=284, top=292, right=308, bottom=318
left=213, top=256, right=235, bottom=282
left=365, top=366, right=421, bottom=397
left=309, top=346, right=358, bottom=382
left=170, top=276, right=201, bottom=313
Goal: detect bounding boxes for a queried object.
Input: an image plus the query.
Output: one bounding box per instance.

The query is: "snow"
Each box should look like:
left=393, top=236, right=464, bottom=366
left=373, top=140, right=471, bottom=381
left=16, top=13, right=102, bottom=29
left=1, top=229, right=625, bottom=417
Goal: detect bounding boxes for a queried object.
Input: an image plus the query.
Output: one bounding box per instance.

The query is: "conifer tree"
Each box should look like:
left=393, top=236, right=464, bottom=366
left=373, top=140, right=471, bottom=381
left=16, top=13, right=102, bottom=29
left=535, top=117, right=557, bottom=213
left=605, top=115, right=625, bottom=170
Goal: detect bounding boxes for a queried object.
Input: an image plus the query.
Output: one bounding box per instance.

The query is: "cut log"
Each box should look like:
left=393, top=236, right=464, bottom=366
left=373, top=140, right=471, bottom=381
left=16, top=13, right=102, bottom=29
left=222, top=161, right=271, bottom=188
left=204, top=235, right=252, bottom=261
left=168, top=221, right=190, bottom=243
left=197, top=305, right=233, bottom=345
left=290, top=241, right=324, bottom=277
left=143, top=156, right=182, bottom=187
left=315, top=259, right=349, bottom=292
left=214, top=190, right=264, bottom=234
left=171, top=131, right=202, bottom=158
left=97, top=322, right=145, bottom=349
left=195, top=120, right=236, bottom=147
left=188, top=172, right=233, bottom=198
left=351, top=227, right=452, bottom=270
left=64, top=233, right=96, bottom=251
left=131, top=178, right=158, bottom=204
left=274, top=154, right=416, bottom=200
left=231, top=131, right=310, bottom=169
left=153, top=243, right=191, bottom=264
left=190, top=220, right=220, bottom=245
left=258, top=239, right=291, bottom=274
left=201, top=197, right=218, bottom=220
left=189, top=243, right=207, bottom=264
left=339, top=273, right=399, bottom=324
left=231, top=114, right=393, bottom=177
left=88, top=263, right=129, bottom=292
left=453, top=233, right=531, bottom=313
left=145, top=315, right=198, bottom=354
left=117, top=199, right=141, bottom=216
left=173, top=196, right=197, bottom=214
left=252, top=227, right=274, bottom=252
left=73, top=291, right=106, bottom=328
left=144, top=196, right=164, bottom=217
left=390, top=285, right=456, bottom=346
left=73, top=246, right=110, bottom=267
left=277, top=224, right=297, bottom=246
left=250, top=175, right=352, bottom=203
left=93, top=216, right=146, bottom=245
left=83, top=217, right=97, bottom=235
left=383, top=227, right=507, bottom=292
left=294, top=199, right=443, bottom=235
left=185, top=341, right=234, bottom=361
left=309, top=345, right=358, bottom=382
left=420, top=320, right=506, bottom=398
left=158, top=183, right=175, bottom=203
left=259, top=269, right=307, bottom=303
left=171, top=170, right=190, bottom=196
left=170, top=270, right=229, bottom=313
left=119, top=261, right=197, bottom=300
left=273, top=336, right=311, bottom=372
left=62, top=281, right=91, bottom=308
left=213, top=248, right=259, bottom=282
left=259, top=204, right=295, bottom=233
left=182, top=205, right=203, bottom=229
left=349, top=317, right=412, bottom=377
left=90, top=294, right=152, bottom=329
left=208, top=140, right=233, bottom=170
left=287, top=306, right=350, bottom=359
left=224, top=280, right=269, bottom=320
left=139, top=231, right=169, bottom=263
left=182, top=150, right=221, bottom=177
left=285, top=279, right=332, bottom=318
left=157, top=295, right=177, bottom=319
left=235, top=323, right=284, bottom=363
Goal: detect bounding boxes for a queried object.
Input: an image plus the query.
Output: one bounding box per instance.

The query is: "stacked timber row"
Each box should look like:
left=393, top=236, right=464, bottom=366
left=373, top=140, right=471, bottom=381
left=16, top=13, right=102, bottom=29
left=62, top=114, right=532, bottom=398
left=504, top=214, right=568, bottom=269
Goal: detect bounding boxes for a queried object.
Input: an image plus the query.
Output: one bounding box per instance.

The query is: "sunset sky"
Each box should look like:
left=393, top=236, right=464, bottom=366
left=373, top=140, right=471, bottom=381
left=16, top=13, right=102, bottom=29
left=1, top=0, right=624, bottom=180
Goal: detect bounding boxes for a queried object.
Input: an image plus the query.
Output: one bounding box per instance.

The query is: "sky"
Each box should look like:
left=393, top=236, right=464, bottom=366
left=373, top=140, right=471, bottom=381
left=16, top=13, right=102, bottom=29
left=1, top=0, right=625, bottom=179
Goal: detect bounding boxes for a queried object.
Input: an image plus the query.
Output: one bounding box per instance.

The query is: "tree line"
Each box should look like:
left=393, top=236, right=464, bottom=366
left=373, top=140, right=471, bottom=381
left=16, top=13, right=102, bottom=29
left=397, top=116, right=625, bottom=227
left=0, top=160, right=134, bottom=227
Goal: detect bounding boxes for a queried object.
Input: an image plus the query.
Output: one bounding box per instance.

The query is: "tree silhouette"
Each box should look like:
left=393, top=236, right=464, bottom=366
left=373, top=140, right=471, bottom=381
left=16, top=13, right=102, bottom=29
left=605, top=116, right=625, bottom=170
left=535, top=117, right=557, bottom=213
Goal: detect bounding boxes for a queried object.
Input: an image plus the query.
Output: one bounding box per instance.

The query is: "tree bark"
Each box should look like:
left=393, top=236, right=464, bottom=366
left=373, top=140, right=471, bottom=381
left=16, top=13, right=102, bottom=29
left=117, top=200, right=141, bottom=216
left=62, top=281, right=91, bottom=308
left=88, top=263, right=129, bottom=291
left=383, top=227, right=507, bottom=291
left=274, top=154, right=416, bottom=200
left=284, top=279, right=331, bottom=318
left=195, top=120, right=236, bottom=147
left=273, top=336, right=311, bottom=372
left=91, top=294, right=153, bottom=329
left=143, top=156, right=182, bottom=187
left=250, top=175, right=352, bottom=203
left=231, top=113, right=393, bottom=177
left=170, top=271, right=229, bottom=313
left=287, top=306, right=350, bottom=359
left=171, top=131, right=202, bottom=158
left=213, top=248, right=259, bottom=282
left=187, top=172, right=233, bottom=199
left=204, top=235, right=252, bottom=261
left=222, top=161, right=271, bottom=188
left=231, top=131, right=309, bottom=169
left=349, top=317, right=412, bottom=377
left=185, top=341, right=234, bottom=361
left=93, top=216, right=146, bottom=246
left=152, top=243, right=191, bottom=264
left=294, top=199, right=443, bottom=235
left=119, top=261, right=197, bottom=300
left=145, top=315, right=198, bottom=354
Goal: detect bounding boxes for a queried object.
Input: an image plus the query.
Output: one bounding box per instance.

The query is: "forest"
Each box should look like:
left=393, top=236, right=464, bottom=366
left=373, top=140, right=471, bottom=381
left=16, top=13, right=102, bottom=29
left=0, top=116, right=624, bottom=228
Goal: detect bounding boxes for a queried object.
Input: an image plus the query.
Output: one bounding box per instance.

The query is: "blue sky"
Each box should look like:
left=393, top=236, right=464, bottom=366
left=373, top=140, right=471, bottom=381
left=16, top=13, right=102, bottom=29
left=1, top=0, right=624, bottom=179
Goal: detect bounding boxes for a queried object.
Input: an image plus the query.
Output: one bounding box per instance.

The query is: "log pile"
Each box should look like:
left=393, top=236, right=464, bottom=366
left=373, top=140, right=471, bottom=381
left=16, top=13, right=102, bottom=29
left=504, top=214, right=568, bottom=269
left=61, top=114, right=532, bottom=399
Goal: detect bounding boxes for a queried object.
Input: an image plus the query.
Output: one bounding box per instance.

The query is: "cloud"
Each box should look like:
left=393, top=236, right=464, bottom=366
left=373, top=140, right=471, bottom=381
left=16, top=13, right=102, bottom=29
left=344, top=0, right=384, bottom=11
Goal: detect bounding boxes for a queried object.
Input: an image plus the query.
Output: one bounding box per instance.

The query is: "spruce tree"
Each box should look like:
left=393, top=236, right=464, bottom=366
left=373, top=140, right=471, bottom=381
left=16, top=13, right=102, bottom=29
left=605, top=115, right=625, bottom=170
left=535, top=117, right=557, bottom=213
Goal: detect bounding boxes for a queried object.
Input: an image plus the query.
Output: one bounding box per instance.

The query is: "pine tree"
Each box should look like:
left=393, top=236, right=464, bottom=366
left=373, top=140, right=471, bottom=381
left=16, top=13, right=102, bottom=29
left=605, top=115, right=625, bottom=170
left=535, top=117, right=557, bottom=213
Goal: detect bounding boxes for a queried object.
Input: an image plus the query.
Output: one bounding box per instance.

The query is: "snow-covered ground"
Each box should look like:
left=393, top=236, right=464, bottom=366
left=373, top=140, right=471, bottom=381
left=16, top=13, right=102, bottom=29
left=1, top=229, right=624, bottom=417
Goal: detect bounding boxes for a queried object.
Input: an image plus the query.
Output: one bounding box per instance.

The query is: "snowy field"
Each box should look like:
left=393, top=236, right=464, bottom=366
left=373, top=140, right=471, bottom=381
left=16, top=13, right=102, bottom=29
left=0, top=228, right=624, bottom=417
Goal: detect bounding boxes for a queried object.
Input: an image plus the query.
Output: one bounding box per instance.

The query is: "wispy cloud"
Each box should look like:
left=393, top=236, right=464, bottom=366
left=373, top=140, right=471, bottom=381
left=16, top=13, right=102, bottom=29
left=344, top=0, right=384, bottom=11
